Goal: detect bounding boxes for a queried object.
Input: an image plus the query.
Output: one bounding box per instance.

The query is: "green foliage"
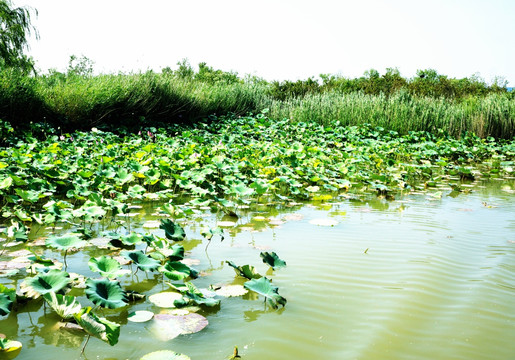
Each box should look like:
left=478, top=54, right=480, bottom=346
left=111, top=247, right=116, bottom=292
left=244, top=277, right=287, bottom=309
left=85, top=278, right=128, bottom=309
left=260, top=252, right=286, bottom=269
left=43, top=292, right=82, bottom=320
left=0, top=0, right=38, bottom=72
left=74, top=306, right=121, bottom=346
left=21, top=269, right=71, bottom=298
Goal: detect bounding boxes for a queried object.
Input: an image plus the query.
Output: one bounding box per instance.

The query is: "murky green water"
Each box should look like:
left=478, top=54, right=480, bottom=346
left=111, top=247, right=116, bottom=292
left=1, top=180, right=515, bottom=360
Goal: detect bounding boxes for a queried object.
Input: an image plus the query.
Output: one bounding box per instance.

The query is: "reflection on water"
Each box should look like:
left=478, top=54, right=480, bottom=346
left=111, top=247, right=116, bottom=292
left=1, top=180, right=514, bottom=359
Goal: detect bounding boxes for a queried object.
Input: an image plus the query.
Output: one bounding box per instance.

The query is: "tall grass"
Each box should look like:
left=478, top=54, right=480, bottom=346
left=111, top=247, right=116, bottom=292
left=268, top=90, right=515, bottom=138
left=0, top=69, right=514, bottom=138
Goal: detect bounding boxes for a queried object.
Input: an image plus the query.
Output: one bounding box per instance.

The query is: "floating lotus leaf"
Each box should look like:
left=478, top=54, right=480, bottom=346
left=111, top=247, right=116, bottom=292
left=159, top=219, right=186, bottom=241
left=244, top=277, right=287, bottom=309
left=85, top=278, right=127, bottom=309
left=159, top=261, right=198, bottom=281
left=121, top=250, right=160, bottom=272
left=43, top=292, right=82, bottom=320
left=308, top=218, right=338, bottom=226
left=45, top=233, right=86, bottom=250
left=140, top=350, right=191, bottom=360
left=226, top=261, right=262, bottom=280
left=88, top=256, right=130, bottom=278
left=74, top=307, right=120, bottom=346
left=151, top=313, right=208, bottom=341
left=21, top=270, right=71, bottom=298
left=148, top=292, right=183, bottom=308
left=127, top=310, right=154, bottom=323
left=214, top=285, right=248, bottom=297
left=142, top=220, right=161, bottom=228
left=260, top=252, right=287, bottom=269
left=0, top=338, right=22, bottom=359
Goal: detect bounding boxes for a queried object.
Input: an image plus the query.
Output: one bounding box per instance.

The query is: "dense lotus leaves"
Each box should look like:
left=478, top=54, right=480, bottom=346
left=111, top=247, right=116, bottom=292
left=21, top=270, right=71, bottom=298
left=74, top=307, right=120, bottom=346
left=43, top=292, right=82, bottom=320
left=159, top=261, right=199, bottom=281
left=226, top=261, right=262, bottom=280
left=160, top=219, right=186, bottom=241
left=88, top=256, right=130, bottom=278
left=0, top=293, right=13, bottom=316
left=244, top=277, right=287, bottom=309
left=260, top=252, right=287, bottom=269
left=121, top=250, right=160, bottom=272
left=85, top=278, right=128, bottom=309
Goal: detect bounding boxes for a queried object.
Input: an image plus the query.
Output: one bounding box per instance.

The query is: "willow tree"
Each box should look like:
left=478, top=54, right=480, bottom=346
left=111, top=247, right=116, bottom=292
left=0, top=0, right=38, bottom=72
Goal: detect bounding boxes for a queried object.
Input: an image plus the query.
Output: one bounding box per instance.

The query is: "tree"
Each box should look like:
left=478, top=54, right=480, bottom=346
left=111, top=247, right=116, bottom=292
left=0, top=0, right=38, bottom=72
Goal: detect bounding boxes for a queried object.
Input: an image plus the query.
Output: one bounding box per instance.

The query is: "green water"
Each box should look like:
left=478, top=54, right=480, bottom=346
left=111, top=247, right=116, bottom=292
left=1, top=181, right=514, bottom=360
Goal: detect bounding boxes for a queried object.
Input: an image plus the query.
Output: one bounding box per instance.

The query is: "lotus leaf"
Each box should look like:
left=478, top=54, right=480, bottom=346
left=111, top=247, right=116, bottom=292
left=0, top=293, right=13, bottom=316
left=214, top=284, right=248, bottom=297
left=151, top=313, right=208, bottom=340
left=120, top=232, right=143, bottom=246
left=159, top=261, right=198, bottom=281
left=121, top=250, right=160, bottom=272
left=226, top=261, right=262, bottom=280
left=85, top=278, right=127, bottom=309
left=74, top=307, right=120, bottom=346
left=21, top=270, right=71, bottom=298
left=140, top=350, right=191, bottom=360
left=43, top=292, right=82, bottom=319
left=174, top=282, right=220, bottom=308
left=244, top=277, right=287, bottom=309
left=45, top=233, right=86, bottom=251
left=148, top=292, right=183, bottom=308
left=260, top=252, right=287, bottom=269
left=0, top=338, right=22, bottom=359
left=88, top=256, right=130, bottom=278
left=160, top=219, right=186, bottom=241
left=127, top=310, right=154, bottom=323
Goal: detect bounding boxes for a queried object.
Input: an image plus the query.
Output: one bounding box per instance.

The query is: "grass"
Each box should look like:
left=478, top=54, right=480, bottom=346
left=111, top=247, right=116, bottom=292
left=0, top=66, right=514, bottom=138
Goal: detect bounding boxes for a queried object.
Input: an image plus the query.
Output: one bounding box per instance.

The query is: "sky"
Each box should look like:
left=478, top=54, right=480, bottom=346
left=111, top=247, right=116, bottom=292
left=11, top=0, right=515, bottom=86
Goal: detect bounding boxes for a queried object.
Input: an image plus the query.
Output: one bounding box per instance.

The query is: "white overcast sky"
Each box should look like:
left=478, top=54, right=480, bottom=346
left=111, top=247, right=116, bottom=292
left=12, top=0, right=515, bottom=85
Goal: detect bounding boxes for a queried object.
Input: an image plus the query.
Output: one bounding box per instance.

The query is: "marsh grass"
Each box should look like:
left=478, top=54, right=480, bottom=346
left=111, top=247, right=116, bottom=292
left=0, top=69, right=514, bottom=138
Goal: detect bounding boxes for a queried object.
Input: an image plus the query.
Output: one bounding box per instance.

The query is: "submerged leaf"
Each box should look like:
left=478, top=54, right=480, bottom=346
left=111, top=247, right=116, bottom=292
left=151, top=313, right=208, bottom=341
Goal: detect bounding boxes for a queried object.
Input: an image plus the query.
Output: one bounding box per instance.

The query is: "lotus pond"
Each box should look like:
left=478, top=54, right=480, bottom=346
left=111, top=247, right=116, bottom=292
left=0, top=114, right=514, bottom=359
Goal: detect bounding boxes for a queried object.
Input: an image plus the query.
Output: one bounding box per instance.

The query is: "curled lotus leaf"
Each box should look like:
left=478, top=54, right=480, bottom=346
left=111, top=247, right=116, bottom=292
left=244, top=277, right=287, bottom=309
left=88, top=256, right=130, bottom=278
left=43, top=292, right=82, bottom=320
left=0, top=338, right=22, bottom=359
left=74, top=307, right=120, bottom=346
left=159, top=219, right=186, bottom=241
